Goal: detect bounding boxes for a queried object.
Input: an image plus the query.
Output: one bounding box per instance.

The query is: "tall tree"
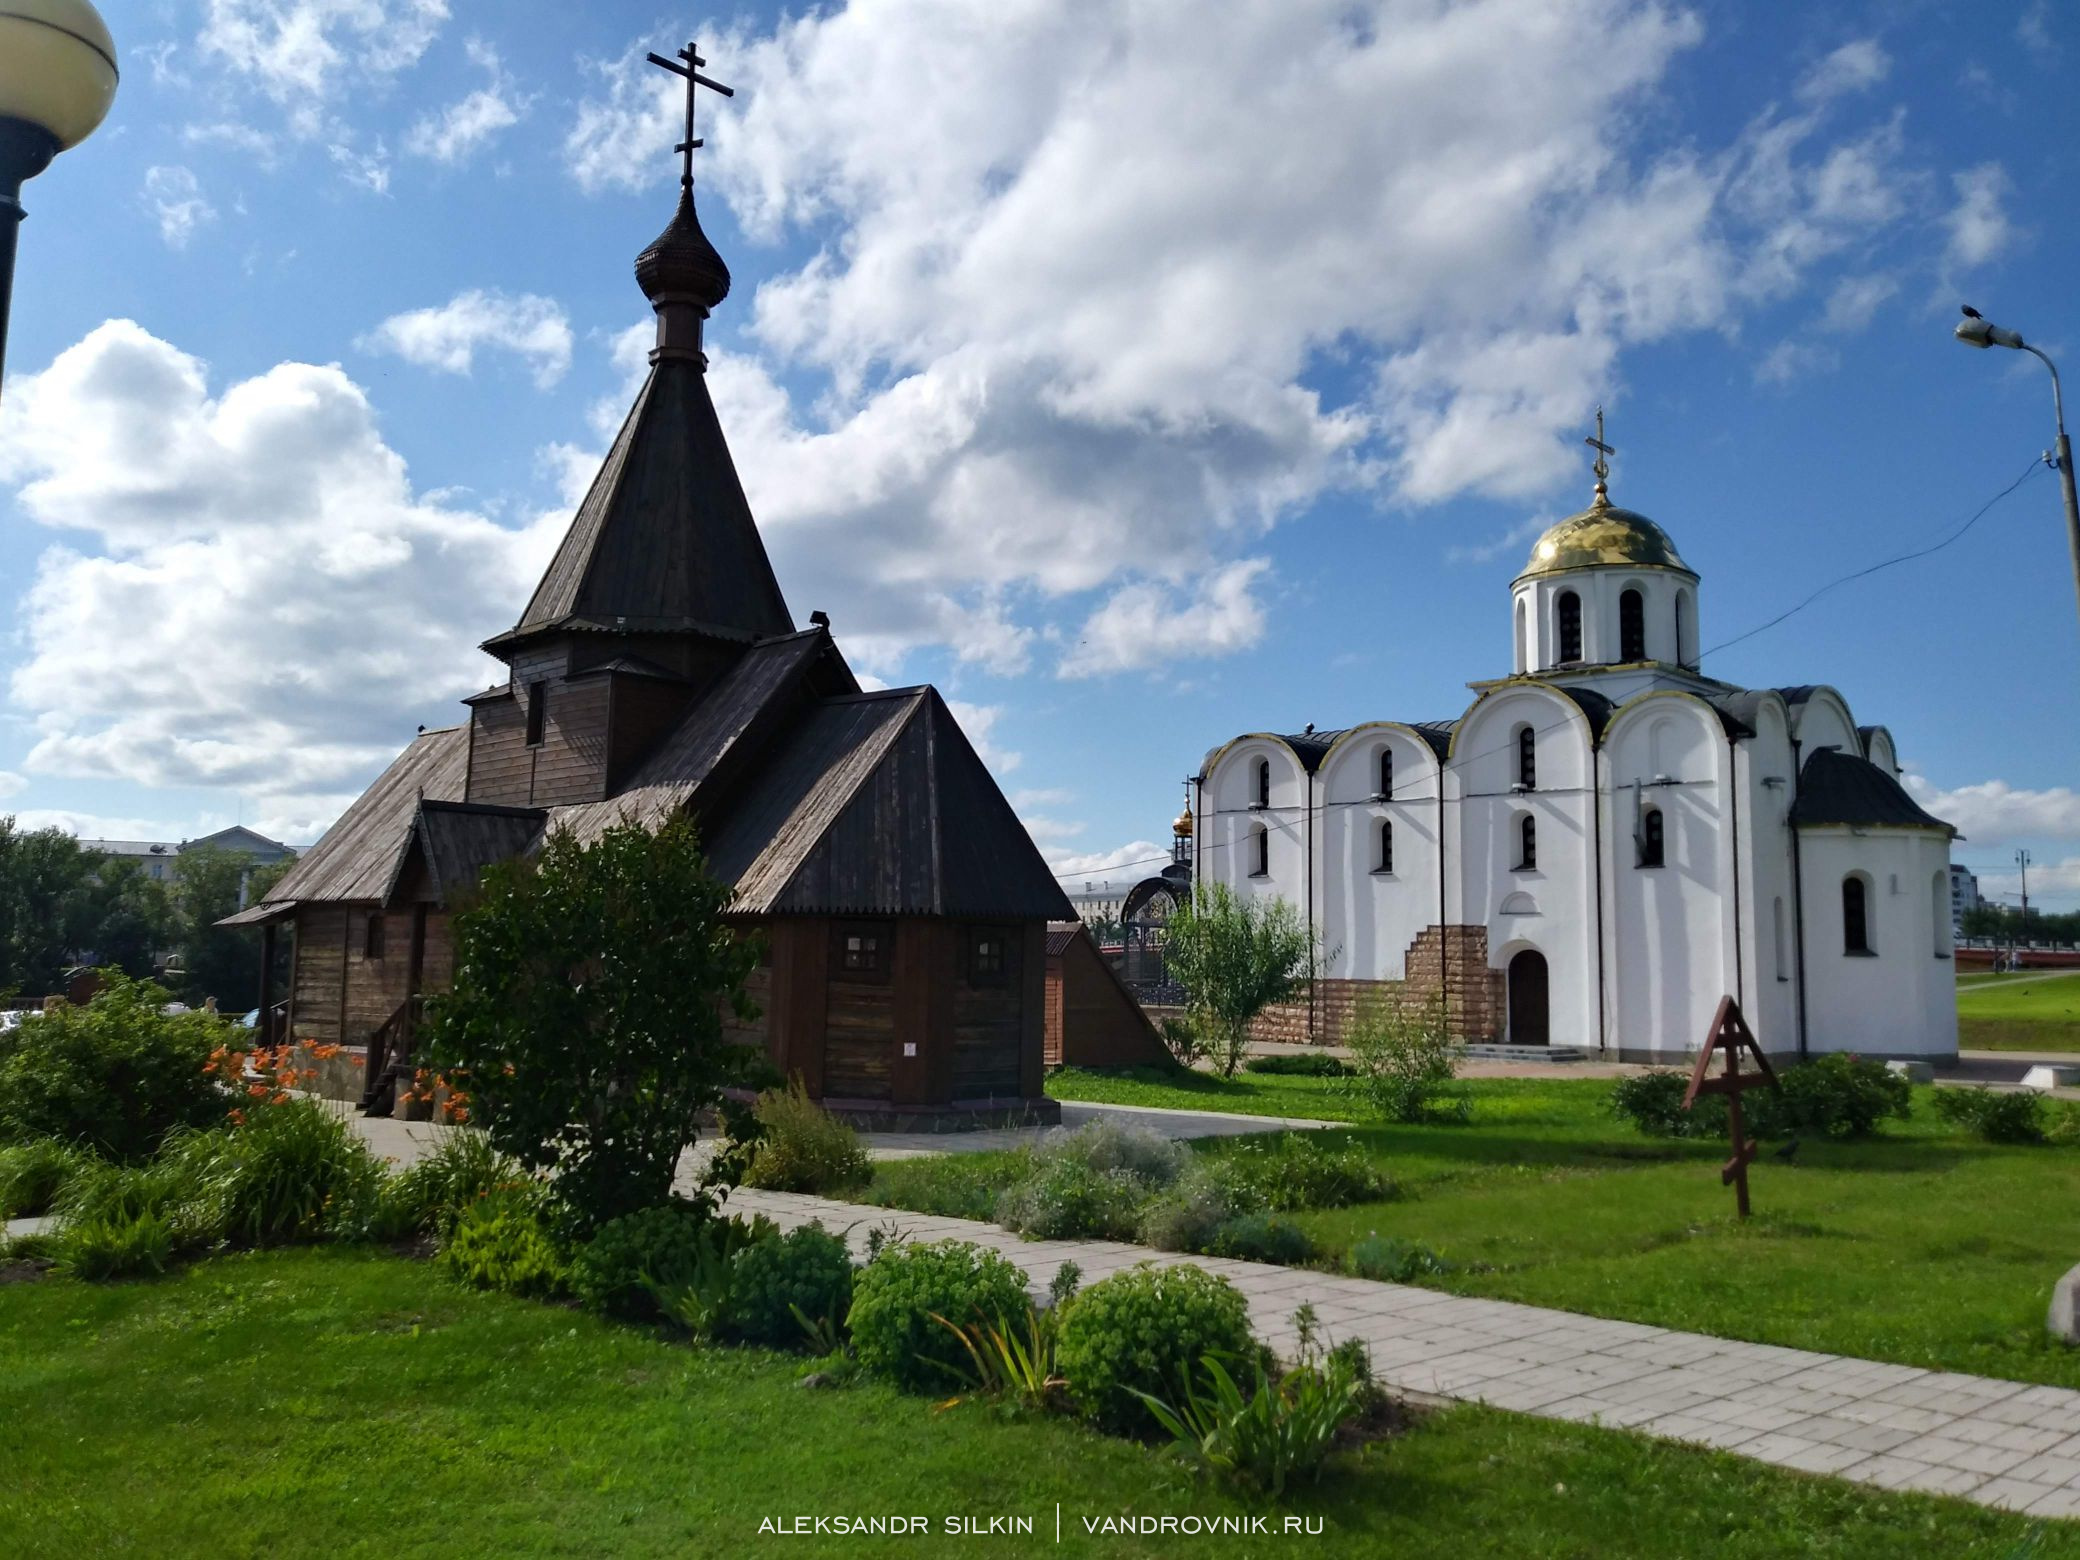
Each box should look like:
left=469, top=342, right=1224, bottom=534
left=0, top=819, right=93, bottom=997
left=168, top=846, right=296, bottom=1013
left=1161, top=883, right=1317, bottom=1077
left=65, top=855, right=173, bottom=978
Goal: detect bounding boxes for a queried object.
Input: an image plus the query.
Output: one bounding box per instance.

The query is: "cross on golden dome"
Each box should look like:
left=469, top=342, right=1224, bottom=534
left=1585, top=406, right=1615, bottom=507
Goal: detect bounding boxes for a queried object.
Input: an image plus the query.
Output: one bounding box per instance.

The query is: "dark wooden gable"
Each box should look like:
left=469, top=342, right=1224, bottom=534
left=390, top=800, right=547, bottom=907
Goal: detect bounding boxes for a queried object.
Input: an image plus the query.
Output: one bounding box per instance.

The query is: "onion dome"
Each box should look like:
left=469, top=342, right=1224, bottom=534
left=634, top=186, right=731, bottom=311
left=1173, top=805, right=1194, bottom=839
left=1518, top=498, right=1692, bottom=581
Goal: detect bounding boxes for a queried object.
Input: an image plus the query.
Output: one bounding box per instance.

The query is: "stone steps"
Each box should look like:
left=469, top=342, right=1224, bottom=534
left=1458, top=1042, right=1590, bottom=1064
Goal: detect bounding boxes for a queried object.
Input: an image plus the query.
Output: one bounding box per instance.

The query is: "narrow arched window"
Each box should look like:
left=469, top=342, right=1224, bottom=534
left=1557, top=591, right=1582, bottom=662
left=1639, top=806, right=1664, bottom=867
left=1843, top=875, right=1870, bottom=954
left=1518, top=814, right=1538, bottom=871
left=1255, top=758, right=1271, bottom=808
left=1378, top=747, right=1394, bottom=800
left=1932, top=870, right=1950, bottom=958
left=1378, top=819, right=1394, bottom=874
left=1251, top=825, right=1269, bottom=877
left=1514, top=598, right=1529, bottom=672
left=1517, top=725, right=1536, bottom=790
left=1620, top=589, right=1645, bottom=661
left=1675, top=590, right=1695, bottom=668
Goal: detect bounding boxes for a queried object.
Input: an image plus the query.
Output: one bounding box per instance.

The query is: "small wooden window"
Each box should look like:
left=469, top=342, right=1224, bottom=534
left=524, top=681, right=547, bottom=747
left=1843, top=876, right=1871, bottom=955
left=364, top=914, right=386, bottom=960
left=1620, top=589, right=1646, bottom=661
left=1557, top=591, right=1582, bottom=663
left=1250, top=825, right=1269, bottom=877
left=1378, top=747, right=1394, bottom=800
left=967, top=926, right=1008, bottom=985
left=1639, top=807, right=1664, bottom=868
left=833, top=922, right=891, bottom=981
left=1518, top=814, right=1538, bottom=872
left=1377, top=819, right=1394, bottom=875
left=1517, top=725, right=1537, bottom=790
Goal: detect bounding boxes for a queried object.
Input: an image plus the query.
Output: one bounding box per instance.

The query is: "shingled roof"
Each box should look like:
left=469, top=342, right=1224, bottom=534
left=1791, top=746, right=1956, bottom=836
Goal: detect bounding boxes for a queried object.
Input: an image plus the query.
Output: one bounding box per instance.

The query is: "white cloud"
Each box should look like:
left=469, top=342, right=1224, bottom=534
left=1944, top=162, right=2015, bottom=270
left=1042, top=840, right=1169, bottom=882
left=542, top=2, right=1945, bottom=680
left=2017, top=0, right=2055, bottom=54
left=0, top=771, right=24, bottom=800
left=1798, top=39, right=1890, bottom=103
left=1446, top=515, right=1551, bottom=567
left=1906, top=776, right=2080, bottom=843
left=945, top=699, right=1021, bottom=776
left=143, top=166, right=216, bottom=249
left=1820, top=272, right=1898, bottom=333
left=359, top=290, right=574, bottom=388
left=1979, top=858, right=2080, bottom=905
left=404, top=38, right=526, bottom=165
left=328, top=137, right=392, bottom=195
left=1061, top=560, right=1271, bottom=679
left=1011, top=787, right=1076, bottom=810
left=183, top=121, right=278, bottom=162
left=1754, top=339, right=1838, bottom=386
left=0, top=321, right=560, bottom=828
left=199, top=0, right=449, bottom=137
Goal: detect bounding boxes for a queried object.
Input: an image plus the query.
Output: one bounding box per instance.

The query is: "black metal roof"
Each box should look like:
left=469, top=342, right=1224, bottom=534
left=489, top=354, right=795, bottom=657
left=1279, top=729, right=1347, bottom=772
left=395, top=800, right=547, bottom=904
left=1409, top=721, right=1457, bottom=760
left=1791, top=747, right=1955, bottom=835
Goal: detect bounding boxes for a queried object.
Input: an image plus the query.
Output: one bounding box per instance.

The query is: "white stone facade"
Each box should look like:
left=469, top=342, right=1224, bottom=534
left=1197, top=496, right=1959, bottom=1063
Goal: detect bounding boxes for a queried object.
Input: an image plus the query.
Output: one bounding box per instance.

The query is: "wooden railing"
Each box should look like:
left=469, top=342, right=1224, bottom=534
left=358, top=996, right=424, bottom=1116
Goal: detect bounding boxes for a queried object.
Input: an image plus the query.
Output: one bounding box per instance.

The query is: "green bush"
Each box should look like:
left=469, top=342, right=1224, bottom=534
left=724, top=1222, right=855, bottom=1348
left=1608, top=1070, right=1727, bottom=1139
left=848, top=1240, right=1031, bottom=1393
left=1037, top=1119, right=1189, bottom=1186
left=52, top=1207, right=176, bottom=1281
left=644, top=1214, right=775, bottom=1339
left=1341, top=994, right=1465, bottom=1123
left=1244, top=1052, right=1351, bottom=1077
left=2049, top=1103, right=2080, bottom=1147
left=570, top=1200, right=717, bottom=1320
left=0, top=973, right=230, bottom=1159
left=743, top=1080, right=870, bottom=1193
left=1135, top=1347, right=1366, bottom=1496
left=862, top=1154, right=1014, bottom=1221
left=1347, top=1233, right=1448, bottom=1283
left=1209, top=1213, right=1315, bottom=1265
left=56, top=1152, right=220, bottom=1252
left=995, top=1157, right=1146, bottom=1241
left=439, top=1184, right=571, bottom=1299
left=1933, top=1086, right=2047, bottom=1145
left=0, top=1138, right=95, bottom=1219
left=376, top=1130, right=527, bottom=1241
left=181, top=1099, right=387, bottom=1246
left=1136, top=1167, right=1239, bottom=1253
left=1056, top=1263, right=1258, bottom=1434
left=1767, top=1053, right=1910, bottom=1140
left=1206, top=1133, right=1393, bottom=1212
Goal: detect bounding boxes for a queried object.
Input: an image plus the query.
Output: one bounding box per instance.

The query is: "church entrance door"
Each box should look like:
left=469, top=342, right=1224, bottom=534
left=1507, top=950, right=1549, bottom=1047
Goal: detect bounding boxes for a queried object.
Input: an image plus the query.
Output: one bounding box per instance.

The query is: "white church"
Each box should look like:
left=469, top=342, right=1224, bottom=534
left=1194, top=451, right=1960, bottom=1064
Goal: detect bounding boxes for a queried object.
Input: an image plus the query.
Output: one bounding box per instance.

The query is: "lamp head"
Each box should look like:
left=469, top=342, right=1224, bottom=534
left=0, top=1, right=118, bottom=159
left=1955, top=305, right=2025, bottom=351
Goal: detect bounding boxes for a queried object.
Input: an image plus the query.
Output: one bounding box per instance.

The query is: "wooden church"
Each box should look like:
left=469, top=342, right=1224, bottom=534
left=226, top=70, right=1072, bottom=1126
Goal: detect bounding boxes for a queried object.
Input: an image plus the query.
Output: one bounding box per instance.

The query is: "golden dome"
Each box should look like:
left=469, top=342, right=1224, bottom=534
left=1518, top=496, right=1692, bottom=581
left=1173, top=805, right=1194, bottom=838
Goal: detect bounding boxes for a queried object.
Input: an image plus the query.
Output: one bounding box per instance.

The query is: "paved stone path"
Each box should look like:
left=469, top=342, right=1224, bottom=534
left=725, top=1185, right=2080, bottom=1520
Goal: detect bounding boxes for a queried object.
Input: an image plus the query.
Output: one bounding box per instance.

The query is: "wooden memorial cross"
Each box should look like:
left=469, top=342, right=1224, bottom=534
left=1682, top=996, right=1781, bottom=1219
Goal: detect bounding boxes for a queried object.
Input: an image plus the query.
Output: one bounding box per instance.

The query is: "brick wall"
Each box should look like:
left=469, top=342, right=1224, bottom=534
left=1140, top=923, right=1504, bottom=1048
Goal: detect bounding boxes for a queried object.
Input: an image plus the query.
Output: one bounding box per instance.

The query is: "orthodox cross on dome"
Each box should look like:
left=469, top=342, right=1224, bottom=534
left=646, top=39, right=735, bottom=191
left=1584, top=406, right=1615, bottom=506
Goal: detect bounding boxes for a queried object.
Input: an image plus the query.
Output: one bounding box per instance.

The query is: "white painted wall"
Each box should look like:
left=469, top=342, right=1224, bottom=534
left=1798, top=828, right=1959, bottom=1058
left=1314, top=725, right=1444, bottom=981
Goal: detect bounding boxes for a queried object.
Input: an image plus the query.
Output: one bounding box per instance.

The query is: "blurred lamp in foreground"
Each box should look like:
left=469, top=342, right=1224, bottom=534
left=0, top=0, right=119, bottom=390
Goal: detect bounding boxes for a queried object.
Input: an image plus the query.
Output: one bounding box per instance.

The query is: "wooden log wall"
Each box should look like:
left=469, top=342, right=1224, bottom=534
left=288, top=906, right=348, bottom=1046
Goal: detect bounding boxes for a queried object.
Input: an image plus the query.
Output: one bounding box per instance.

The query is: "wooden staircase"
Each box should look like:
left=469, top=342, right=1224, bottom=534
left=358, top=996, right=423, bottom=1117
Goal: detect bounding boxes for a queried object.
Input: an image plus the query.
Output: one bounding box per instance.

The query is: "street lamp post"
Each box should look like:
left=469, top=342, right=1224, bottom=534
left=1954, top=305, right=2080, bottom=651
left=0, top=1, right=118, bottom=393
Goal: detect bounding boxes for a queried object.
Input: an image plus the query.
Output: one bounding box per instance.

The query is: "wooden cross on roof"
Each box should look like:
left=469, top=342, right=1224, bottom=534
left=1683, top=995, right=1781, bottom=1219
left=647, top=39, right=734, bottom=190
left=1584, top=406, right=1614, bottom=503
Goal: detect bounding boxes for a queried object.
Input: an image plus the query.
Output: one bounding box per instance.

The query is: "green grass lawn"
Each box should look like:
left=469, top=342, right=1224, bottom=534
left=1959, top=972, right=2080, bottom=1051
left=1027, top=1073, right=2080, bottom=1387
left=1, top=1248, right=2070, bottom=1558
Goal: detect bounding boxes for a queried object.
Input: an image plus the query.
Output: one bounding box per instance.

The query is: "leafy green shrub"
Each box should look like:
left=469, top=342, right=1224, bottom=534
left=743, top=1080, right=869, bottom=1193
left=2048, top=1102, right=2080, bottom=1147
left=439, top=1184, right=571, bottom=1298
left=0, top=973, right=230, bottom=1159
left=57, top=1152, right=220, bottom=1252
left=1164, top=885, right=1316, bottom=1077
left=848, top=1240, right=1031, bottom=1393
left=180, top=1099, right=386, bottom=1246
left=1608, top=1070, right=1727, bottom=1139
left=1933, top=1086, right=2047, bottom=1145
left=995, top=1158, right=1146, bottom=1241
left=1341, top=994, right=1465, bottom=1123
left=1768, top=1053, right=1910, bottom=1139
left=1158, top=1015, right=1207, bottom=1068
left=0, top=1138, right=95, bottom=1219
left=1206, top=1133, right=1393, bottom=1212
left=933, top=1302, right=1066, bottom=1412
left=1135, top=1346, right=1365, bottom=1496
left=1136, top=1167, right=1239, bottom=1253
left=1209, top=1213, right=1315, bottom=1265
left=570, top=1200, right=717, bottom=1320
left=52, top=1208, right=176, bottom=1281
left=1056, top=1263, right=1258, bottom=1434
left=377, top=1130, right=527, bottom=1241
left=1347, top=1233, right=1448, bottom=1282
left=725, top=1222, right=855, bottom=1348
left=1037, top=1119, right=1189, bottom=1186
left=645, top=1215, right=777, bottom=1339
left=1245, top=1051, right=1351, bottom=1077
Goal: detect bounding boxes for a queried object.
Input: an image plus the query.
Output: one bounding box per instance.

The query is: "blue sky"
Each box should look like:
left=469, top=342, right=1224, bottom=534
left=1, top=0, right=2077, bottom=908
